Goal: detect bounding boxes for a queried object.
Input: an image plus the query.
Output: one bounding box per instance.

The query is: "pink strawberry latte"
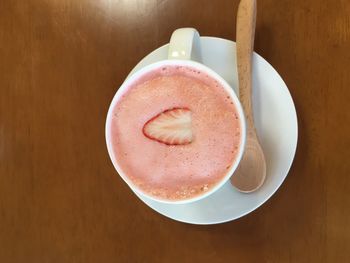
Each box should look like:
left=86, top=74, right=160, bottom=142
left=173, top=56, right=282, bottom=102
left=109, top=65, right=243, bottom=201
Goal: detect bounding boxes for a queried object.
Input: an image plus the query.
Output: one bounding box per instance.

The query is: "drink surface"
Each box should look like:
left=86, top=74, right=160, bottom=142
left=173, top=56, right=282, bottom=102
left=109, top=65, right=242, bottom=201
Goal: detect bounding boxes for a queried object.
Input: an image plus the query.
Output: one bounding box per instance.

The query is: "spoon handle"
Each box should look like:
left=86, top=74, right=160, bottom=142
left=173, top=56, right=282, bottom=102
left=236, top=0, right=256, bottom=129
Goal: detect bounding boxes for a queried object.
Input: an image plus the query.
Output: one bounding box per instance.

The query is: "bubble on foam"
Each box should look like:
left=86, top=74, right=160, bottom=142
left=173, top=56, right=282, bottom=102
left=151, top=190, right=159, bottom=196
left=201, top=184, right=209, bottom=191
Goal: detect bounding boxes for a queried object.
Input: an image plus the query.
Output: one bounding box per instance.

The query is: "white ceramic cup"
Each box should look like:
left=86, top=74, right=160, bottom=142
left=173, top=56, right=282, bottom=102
left=106, top=28, right=246, bottom=204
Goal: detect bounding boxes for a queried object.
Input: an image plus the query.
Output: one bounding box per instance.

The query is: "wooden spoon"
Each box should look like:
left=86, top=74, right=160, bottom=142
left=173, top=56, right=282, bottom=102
left=231, top=0, right=266, bottom=192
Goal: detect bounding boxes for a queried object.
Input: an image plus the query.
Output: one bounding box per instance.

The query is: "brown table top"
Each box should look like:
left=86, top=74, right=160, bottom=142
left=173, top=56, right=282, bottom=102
left=1, top=0, right=349, bottom=262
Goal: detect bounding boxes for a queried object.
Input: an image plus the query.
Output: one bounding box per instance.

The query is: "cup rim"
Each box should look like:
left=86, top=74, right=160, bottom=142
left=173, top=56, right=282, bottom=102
left=105, top=59, right=246, bottom=205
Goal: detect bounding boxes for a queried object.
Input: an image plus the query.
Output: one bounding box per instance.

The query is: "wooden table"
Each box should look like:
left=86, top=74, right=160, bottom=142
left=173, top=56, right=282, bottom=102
left=1, top=1, right=349, bottom=262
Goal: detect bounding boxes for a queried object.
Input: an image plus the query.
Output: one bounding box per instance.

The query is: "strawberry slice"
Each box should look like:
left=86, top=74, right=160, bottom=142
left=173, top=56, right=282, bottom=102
left=142, top=107, right=193, bottom=145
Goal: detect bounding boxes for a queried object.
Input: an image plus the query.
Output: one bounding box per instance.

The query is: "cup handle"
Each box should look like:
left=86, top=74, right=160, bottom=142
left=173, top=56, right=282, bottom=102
left=168, top=28, right=202, bottom=62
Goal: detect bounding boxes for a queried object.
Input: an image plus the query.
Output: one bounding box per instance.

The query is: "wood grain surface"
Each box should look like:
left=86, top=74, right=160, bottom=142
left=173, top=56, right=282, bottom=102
left=1, top=0, right=349, bottom=262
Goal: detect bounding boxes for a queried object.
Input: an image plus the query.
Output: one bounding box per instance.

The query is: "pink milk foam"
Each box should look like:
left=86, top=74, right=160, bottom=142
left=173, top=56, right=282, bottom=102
left=110, top=65, right=242, bottom=201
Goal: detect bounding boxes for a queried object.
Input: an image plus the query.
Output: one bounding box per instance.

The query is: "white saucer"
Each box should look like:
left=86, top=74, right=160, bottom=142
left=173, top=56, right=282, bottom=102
left=126, top=37, right=298, bottom=225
